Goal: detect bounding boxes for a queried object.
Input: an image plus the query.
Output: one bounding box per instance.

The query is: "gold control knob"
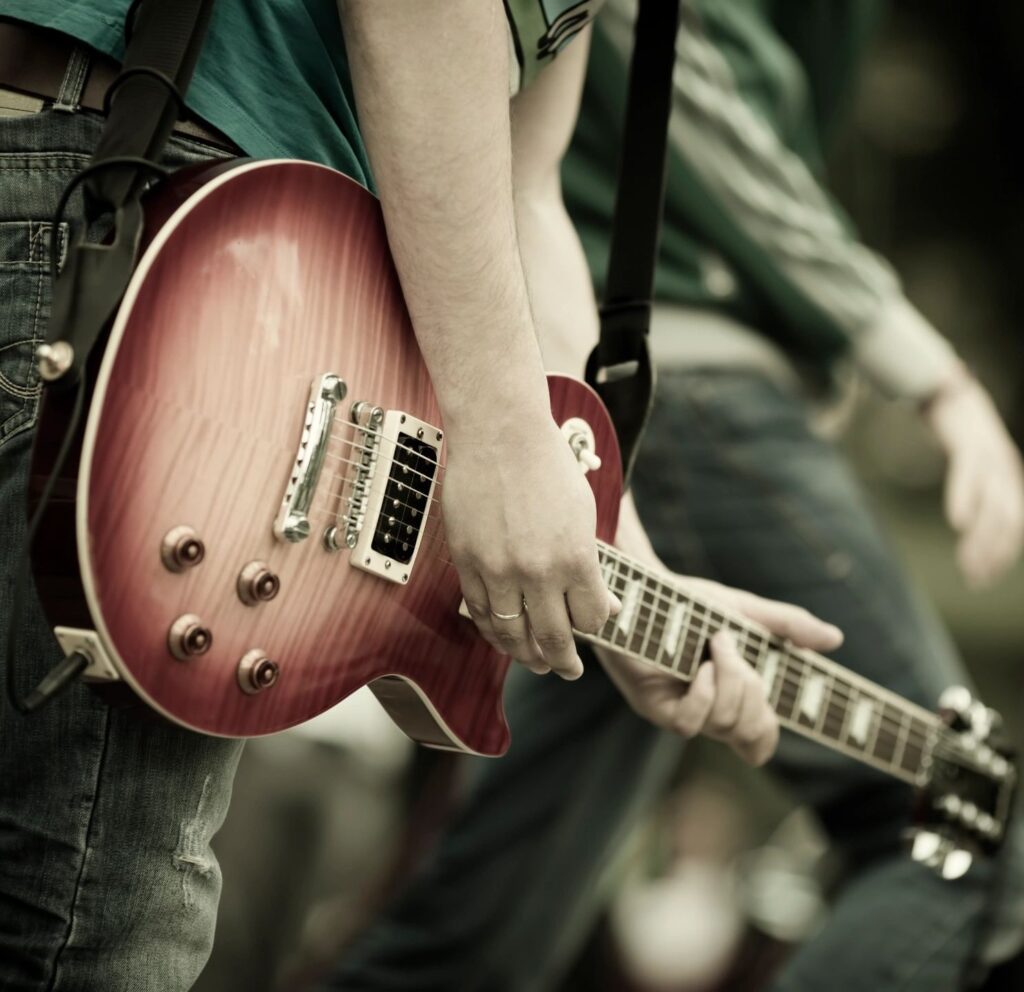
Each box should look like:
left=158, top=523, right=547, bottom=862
left=168, top=614, right=213, bottom=660
left=161, top=526, right=205, bottom=572
left=237, top=650, right=280, bottom=694
left=237, top=561, right=281, bottom=606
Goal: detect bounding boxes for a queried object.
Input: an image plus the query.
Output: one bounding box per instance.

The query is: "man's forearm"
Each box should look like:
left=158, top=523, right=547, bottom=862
left=339, top=0, right=551, bottom=435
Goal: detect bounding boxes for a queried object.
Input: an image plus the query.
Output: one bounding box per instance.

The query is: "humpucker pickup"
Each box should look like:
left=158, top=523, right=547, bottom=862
left=343, top=408, right=442, bottom=584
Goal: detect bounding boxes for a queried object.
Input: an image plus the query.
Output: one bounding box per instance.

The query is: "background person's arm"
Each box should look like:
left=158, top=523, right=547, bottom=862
left=589, top=0, right=1024, bottom=586
left=508, top=29, right=842, bottom=765
left=338, top=0, right=613, bottom=678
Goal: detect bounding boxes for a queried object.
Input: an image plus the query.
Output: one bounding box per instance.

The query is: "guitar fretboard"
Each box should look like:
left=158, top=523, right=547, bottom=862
left=585, top=542, right=942, bottom=786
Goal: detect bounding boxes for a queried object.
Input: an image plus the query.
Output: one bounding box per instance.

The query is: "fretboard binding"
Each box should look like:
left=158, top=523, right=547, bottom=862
left=597, top=544, right=938, bottom=723
left=589, top=543, right=941, bottom=781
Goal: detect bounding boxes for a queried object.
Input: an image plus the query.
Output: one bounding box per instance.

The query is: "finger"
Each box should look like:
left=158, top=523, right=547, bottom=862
left=565, top=554, right=616, bottom=635
left=730, top=667, right=780, bottom=767
left=702, top=631, right=747, bottom=738
left=672, top=660, right=716, bottom=737
left=482, top=579, right=546, bottom=666
left=523, top=582, right=584, bottom=680
left=459, top=571, right=507, bottom=652
left=729, top=594, right=843, bottom=652
left=958, top=483, right=1015, bottom=587
left=945, top=451, right=979, bottom=533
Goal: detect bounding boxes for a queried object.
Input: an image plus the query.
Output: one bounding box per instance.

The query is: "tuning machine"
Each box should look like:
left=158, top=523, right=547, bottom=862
left=908, top=828, right=973, bottom=880
left=938, top=685, right=1000, bottom=741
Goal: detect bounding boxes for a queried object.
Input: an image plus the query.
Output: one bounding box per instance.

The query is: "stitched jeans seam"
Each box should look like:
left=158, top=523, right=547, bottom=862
left=45, top=706, right=112, bottom=992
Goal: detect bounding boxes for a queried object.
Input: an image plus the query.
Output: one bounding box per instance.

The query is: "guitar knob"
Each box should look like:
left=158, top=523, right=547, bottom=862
left=168, top=614, right=212, bottom=660
left=161, top=526, right=205, bottom=572
left=578, top=448, right=602, bottom=473
left=238, top=650, right=279, bottom=694
left=237, top=561, right=280, bottom=605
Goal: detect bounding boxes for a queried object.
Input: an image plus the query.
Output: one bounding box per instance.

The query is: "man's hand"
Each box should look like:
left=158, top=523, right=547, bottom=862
left=598, top=574, right=844, bottom=766
left=924, top=367, right=1024, bottom=587
left=446, top=414, right=616, bottom=680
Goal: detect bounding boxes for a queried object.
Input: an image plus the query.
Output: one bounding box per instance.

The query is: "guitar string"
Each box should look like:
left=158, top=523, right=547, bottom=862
left=327, top=432, right=447, bottom=488
left=596, top=555, right=944, bottom=758
left=292, top=494, right=975, bottom=770
left=607, top=593, right=988, bottom=777
left=312, top=432, right=970, bottom=769
left=293, top=450, right=999, bottom=782
left=579, top=553, right=937, bottom=755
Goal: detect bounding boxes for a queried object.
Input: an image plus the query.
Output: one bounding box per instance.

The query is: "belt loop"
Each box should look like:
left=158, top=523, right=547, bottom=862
left=53, top=45, right=92, bottom=113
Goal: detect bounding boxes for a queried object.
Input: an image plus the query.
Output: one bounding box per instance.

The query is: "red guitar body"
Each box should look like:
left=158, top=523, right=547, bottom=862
left=29, top=159, right=622, bottom=755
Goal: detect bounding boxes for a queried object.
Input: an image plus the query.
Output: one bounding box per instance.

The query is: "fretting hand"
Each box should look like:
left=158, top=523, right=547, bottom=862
left=598, top=575, right=843, bottom=766
left=599, top=495, right=843, bottom=765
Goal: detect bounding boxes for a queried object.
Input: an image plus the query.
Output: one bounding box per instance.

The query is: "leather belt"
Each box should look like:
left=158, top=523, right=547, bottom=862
left=0, top=18, right=239, bottom=153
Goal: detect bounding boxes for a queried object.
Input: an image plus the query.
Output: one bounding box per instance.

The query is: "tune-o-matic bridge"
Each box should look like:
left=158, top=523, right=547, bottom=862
left=331, top=404, right=442, bottom=584
left=274, top=373, right=347, bottom=543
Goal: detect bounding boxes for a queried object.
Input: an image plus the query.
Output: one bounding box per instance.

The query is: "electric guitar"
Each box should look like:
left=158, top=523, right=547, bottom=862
left=29, top=159, right=1015, bottom=877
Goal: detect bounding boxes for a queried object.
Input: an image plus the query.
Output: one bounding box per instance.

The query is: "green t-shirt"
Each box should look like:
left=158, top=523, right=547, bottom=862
left=563, top=0, right=884, bottom=372
left=0, top=0, right=603, bottom=191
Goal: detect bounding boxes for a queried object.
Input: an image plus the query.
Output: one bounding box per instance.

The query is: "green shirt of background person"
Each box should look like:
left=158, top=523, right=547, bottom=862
left=563, top=0, right=1024, bottom=586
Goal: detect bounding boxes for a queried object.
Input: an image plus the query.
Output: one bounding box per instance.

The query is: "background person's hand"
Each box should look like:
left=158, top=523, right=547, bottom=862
left=923, top=367, right=1024, bottom=587
left=444, top=413, right=618, bottom=680
left=597, top=575, right=844, bottom=766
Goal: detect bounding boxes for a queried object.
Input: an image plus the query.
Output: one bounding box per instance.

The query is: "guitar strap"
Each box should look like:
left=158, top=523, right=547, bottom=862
left=43, top=0, right=218, bottom=389
left=585, top=0, right=681, bottom=487
left=9, top=0, right=219, bottom=713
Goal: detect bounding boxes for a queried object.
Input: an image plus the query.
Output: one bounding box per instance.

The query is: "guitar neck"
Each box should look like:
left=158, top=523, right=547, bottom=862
left=585, top=541, right=943, bottom=786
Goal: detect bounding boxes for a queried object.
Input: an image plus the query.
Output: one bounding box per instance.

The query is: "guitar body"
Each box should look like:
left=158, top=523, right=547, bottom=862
left=29, top=159, right=623, bottom=754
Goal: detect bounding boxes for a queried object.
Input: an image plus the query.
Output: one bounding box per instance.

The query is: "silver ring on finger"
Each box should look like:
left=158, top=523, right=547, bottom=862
left=490, top=600, right=526, bottom=622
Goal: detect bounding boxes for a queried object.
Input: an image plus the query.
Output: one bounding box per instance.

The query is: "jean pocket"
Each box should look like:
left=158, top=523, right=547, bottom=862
left=0, top=219, right=67, bottom=449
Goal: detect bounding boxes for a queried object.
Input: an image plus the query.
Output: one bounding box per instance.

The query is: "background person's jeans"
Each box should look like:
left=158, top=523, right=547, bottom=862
left=0, top=107, right=243, bottom=991
left=329, top=369, right=1011, bottom=992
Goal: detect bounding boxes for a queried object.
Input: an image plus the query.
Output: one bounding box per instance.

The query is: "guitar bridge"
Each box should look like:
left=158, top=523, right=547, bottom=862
left=337, top=405, right=442, bottom=584
left=274, top=373, right=347, bottom=543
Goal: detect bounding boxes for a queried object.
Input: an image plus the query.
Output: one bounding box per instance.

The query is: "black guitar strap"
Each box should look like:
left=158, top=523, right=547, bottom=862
left=585, top=0, right=681, bottom=487
left=9, top=0, right=219, bottom=714
left=43, top=0, right=218, bottom=389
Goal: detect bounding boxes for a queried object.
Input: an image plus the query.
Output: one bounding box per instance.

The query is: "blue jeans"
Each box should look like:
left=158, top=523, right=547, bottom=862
left=0, top=106, right=243, bottom=989
left=329, top=370, right=1015, bottom=992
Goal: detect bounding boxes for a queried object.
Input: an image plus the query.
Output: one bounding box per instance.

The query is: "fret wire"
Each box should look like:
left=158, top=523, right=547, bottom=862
left=669, top=600, right=692, bottom=672
left=588, top=563, right=964, bottom=777
left=892, top=711, right=911, bottom=769
left=594, top=546, right=939, bottom=755
left=651, top=600, right=935, bottom=754
left=607, top=564, right=633, bottom=651
left=767, top=645, right=786, bottom=710
left=626, top=563, right=646, bottom=653
left=636, top=577, right=659, bottom=661
left=813, top=669, right=833, bottom=736
left=865, top=698, right=884, bottom=758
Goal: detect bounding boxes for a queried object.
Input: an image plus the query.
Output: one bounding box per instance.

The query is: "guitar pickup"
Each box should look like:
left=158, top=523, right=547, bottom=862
left=346, top=409, right=442, bottom=584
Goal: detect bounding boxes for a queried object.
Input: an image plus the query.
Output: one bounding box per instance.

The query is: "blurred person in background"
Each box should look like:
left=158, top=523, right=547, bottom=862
left=326, top=2, right=1024, bottom=990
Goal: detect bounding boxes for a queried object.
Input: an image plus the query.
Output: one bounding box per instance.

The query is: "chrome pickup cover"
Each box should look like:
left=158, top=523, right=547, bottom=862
left=348, top=410, right=442, bottom=584
left=274, top=374, right=347, bottom=543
